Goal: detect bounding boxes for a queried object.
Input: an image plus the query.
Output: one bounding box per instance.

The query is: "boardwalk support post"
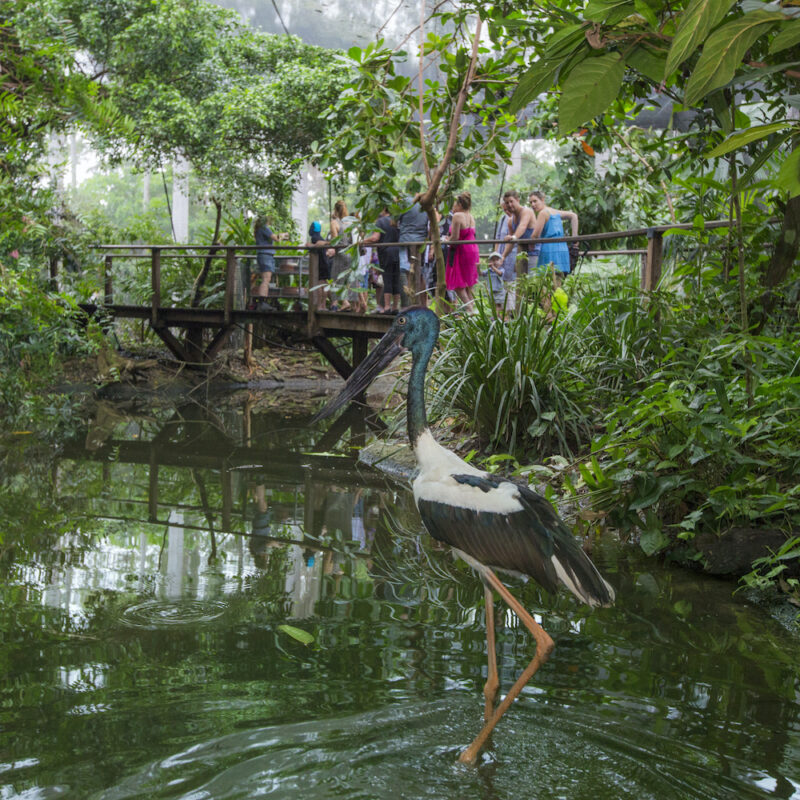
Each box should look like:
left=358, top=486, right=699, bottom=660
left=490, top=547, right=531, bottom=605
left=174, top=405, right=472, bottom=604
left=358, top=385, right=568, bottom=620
left=104, top=255, right=113, bottom=304
left=643, top=228, right=663, bottom=291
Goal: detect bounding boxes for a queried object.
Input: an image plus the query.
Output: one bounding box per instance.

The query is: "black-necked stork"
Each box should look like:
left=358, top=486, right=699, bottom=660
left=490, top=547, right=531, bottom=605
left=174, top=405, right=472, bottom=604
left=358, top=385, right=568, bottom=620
left=313, top=307, right=614, bottom=764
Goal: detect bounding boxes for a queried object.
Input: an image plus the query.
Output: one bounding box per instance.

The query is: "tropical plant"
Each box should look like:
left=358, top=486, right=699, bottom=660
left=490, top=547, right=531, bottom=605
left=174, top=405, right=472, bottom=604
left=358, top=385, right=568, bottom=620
left=428, top=280, right=595, bottom=458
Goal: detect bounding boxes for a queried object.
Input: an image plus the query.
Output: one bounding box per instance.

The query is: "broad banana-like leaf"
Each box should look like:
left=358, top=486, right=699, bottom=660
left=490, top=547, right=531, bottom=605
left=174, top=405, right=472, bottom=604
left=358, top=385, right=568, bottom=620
left=707, top=121, right=790, bottom=157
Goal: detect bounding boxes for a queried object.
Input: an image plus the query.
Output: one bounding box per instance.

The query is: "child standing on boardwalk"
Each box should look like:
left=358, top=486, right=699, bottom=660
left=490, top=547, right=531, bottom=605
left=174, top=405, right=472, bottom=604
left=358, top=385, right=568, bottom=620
left=486, top=251, right=507, bottom=317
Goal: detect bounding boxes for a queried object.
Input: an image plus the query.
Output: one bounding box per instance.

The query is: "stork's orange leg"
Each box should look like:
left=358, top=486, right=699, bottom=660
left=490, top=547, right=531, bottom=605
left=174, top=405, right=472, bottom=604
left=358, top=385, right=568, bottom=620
left=459, top=567, right=554, bottom=765
left=482, top=583, right=499, bottom=721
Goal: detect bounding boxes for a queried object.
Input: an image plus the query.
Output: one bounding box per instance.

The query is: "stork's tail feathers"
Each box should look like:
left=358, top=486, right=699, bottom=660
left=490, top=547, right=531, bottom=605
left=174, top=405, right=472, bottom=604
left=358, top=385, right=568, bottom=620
left=550, top=540, right=615, bottom=607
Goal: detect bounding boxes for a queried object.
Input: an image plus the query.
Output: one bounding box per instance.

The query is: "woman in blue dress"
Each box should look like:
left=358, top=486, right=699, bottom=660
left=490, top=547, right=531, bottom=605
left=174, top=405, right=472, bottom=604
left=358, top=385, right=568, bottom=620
left=530, top=191, right=571, bottom=274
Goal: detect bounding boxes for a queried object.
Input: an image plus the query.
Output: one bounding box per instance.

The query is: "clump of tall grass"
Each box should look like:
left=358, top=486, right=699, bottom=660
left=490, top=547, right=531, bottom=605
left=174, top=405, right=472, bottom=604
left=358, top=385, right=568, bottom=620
left=428, top=281, right=591, bottom=458
left=426, top=270, right=671, bottom=459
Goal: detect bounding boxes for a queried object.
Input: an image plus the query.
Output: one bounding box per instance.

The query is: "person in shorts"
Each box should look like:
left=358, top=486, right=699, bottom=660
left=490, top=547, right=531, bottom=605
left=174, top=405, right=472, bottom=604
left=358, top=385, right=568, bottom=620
left=252, top=216, right=277, bottom=308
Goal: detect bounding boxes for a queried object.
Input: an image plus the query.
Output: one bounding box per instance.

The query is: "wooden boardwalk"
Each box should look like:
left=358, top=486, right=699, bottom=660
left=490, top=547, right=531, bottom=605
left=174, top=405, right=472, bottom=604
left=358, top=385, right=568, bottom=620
left=84, top=220, right=732, bottom=374
left=82, top=244, right=395, bottom=376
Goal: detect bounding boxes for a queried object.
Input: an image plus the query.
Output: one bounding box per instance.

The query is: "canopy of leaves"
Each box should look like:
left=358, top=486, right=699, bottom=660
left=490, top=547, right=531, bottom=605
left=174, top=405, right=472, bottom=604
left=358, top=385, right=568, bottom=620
left=57, top=0, right=348, bottom=208
left=315, top=33, right=516, bottom=218
left=493, top=0, right=800, bottom=196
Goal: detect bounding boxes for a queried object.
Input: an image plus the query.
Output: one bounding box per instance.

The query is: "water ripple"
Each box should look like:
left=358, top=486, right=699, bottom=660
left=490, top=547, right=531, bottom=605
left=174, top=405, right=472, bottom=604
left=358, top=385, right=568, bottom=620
left=118, top=600, right=228, bottom=630
left=93, top=696, right=791, bottom=800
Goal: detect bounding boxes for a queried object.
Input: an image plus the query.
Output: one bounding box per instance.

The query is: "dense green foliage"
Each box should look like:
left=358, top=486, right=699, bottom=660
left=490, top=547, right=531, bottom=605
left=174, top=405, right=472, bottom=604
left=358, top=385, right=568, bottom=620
left=0, top=0, right=346, bottom=422
left=428, top=260, right=800, bottom=588
left=59, top=0, right=346, bottom=210
left=2, top=0, right=799, bottom=595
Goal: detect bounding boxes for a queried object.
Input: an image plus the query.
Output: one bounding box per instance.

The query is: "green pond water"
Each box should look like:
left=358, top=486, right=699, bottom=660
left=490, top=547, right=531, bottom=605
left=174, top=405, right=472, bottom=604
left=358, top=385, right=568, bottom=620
left=1, top=397, right=799, bottom=799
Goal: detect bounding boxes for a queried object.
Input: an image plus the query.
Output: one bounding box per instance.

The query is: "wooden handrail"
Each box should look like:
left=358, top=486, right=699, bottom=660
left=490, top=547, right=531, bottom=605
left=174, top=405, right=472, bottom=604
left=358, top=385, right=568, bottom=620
left=90, top=218, right=738, bottom=253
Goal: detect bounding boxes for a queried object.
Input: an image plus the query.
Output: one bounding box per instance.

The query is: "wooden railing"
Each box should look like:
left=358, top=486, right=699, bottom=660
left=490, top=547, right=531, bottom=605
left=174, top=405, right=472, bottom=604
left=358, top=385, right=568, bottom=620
left=85, top=219, right=733, bottom=366
left=94, top=218, right=733, bottom=312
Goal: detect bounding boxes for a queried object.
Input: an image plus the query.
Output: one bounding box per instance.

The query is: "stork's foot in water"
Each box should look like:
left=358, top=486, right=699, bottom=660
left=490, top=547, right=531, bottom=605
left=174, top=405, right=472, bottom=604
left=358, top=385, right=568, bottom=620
left=458, top=568, right=555, bottom=765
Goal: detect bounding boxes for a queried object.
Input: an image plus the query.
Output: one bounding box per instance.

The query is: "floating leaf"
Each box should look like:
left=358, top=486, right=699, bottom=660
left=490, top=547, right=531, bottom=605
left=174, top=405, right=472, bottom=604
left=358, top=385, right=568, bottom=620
left=278, top=624, right=314, bottom=646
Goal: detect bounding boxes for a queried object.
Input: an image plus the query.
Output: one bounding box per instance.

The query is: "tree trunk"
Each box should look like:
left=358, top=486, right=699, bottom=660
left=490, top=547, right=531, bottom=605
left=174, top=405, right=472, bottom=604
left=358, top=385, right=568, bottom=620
left=763, top=194, right=800, bottom=290
left=185, top=198, right=223, bottom=360
left=754, top=194, right=800, bottom=332
left=422, top=204, right=449, bottom=308
left=413, top=17, right=482, bottom=314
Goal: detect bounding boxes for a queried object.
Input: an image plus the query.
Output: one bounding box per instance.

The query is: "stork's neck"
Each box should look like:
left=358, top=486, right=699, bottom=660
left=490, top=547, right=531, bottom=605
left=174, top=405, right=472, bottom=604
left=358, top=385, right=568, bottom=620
left=407, top=340, right=433, bottom=446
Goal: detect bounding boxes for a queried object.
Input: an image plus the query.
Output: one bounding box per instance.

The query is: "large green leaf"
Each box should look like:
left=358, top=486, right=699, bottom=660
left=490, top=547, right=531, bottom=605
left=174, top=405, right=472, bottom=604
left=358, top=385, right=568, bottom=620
left=664, top=0, right=737, bottom=77
left=545, top=23, right=589, bottom=58
left=558, top=53, right=625, bottom=134
left=769, top=20, right=800, bottom=53
left=776, top=147, right=800, bottom=198
left=707, top=121, right=789, bottom=157
left=509, top=60, right=560, bottom=113
left=585, top=0, right=637, bottom=24
left=739, top=129, right=795, bottom=184
left=684, top=11, right=784, bottom=105
left=627, top=44, right=669, bottom=82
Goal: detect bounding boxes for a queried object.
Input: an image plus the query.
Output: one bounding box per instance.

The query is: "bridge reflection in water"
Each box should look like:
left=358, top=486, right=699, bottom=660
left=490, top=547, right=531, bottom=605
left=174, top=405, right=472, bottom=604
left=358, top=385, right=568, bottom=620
left=50, top=398, right=418, bottom=628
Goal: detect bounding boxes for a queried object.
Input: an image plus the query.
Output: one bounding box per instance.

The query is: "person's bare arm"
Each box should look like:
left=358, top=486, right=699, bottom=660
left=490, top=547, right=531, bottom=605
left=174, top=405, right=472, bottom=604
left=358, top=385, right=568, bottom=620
left=531, top=208, right=549, bottom=239
left=448, top=211, right=464, bottom=242
left=501, top=208, right=533, bottom=259
left=552, top=209, right=578, bottom=237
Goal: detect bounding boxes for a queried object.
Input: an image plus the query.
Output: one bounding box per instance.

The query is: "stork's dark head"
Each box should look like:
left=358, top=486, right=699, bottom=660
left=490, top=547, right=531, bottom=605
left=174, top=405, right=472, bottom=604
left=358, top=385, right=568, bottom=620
left=393, top=306, right=440, bottom=355
left=312, top=307, right=439, bottom=422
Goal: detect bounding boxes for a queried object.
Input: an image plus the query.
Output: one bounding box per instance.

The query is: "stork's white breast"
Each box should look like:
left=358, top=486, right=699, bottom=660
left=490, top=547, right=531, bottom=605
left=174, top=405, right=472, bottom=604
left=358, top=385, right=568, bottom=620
left=412, top=430, right=524, bottom=515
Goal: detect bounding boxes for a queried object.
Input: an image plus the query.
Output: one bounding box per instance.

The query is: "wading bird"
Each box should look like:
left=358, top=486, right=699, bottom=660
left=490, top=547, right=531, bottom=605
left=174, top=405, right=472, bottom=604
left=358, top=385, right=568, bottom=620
left=313, top=307, right=614, bottom=764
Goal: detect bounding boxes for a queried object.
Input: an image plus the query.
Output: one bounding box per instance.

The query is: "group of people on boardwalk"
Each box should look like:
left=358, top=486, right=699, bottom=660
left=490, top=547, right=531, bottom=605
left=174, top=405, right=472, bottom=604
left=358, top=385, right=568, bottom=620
left=251, top=187, right=579, bottom=316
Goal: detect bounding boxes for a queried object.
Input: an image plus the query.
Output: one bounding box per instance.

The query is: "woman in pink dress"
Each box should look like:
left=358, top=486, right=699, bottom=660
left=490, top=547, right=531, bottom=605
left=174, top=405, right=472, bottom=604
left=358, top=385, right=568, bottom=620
left=445, top=191, right=479, bottom=313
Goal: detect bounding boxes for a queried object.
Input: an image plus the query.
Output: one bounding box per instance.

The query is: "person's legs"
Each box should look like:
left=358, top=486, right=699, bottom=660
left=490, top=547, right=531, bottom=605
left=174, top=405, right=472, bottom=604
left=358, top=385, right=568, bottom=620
left=255, top=271, right=272, bottom=298
left=399, top=268, right=410, bottom=305
left=384, top=261, right=401, bottom=311
left=254, top=254, right=275, bottom=298
left=465, top=285, right=477, bottom=314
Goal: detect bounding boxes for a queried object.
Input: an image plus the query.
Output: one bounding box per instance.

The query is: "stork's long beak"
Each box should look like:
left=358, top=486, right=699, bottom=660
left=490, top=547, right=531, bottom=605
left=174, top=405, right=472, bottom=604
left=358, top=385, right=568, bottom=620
left=311, top=326, right=405, bottom=422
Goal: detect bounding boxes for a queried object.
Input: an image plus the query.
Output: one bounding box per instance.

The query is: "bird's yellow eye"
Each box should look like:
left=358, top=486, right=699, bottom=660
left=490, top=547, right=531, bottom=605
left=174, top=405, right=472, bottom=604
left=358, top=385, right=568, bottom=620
left=397, top=316, right=407, bottom=325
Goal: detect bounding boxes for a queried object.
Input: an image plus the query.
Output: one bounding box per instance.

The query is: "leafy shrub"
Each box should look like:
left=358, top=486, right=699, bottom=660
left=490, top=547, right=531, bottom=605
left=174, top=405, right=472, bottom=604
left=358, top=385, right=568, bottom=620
left=584, top=333, right=800, bottom=555
left=428, top=278, right=593, bottom=458
left=428, top=269, right=671, bottom=459
left=0, top=270, right=102, bottom=427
